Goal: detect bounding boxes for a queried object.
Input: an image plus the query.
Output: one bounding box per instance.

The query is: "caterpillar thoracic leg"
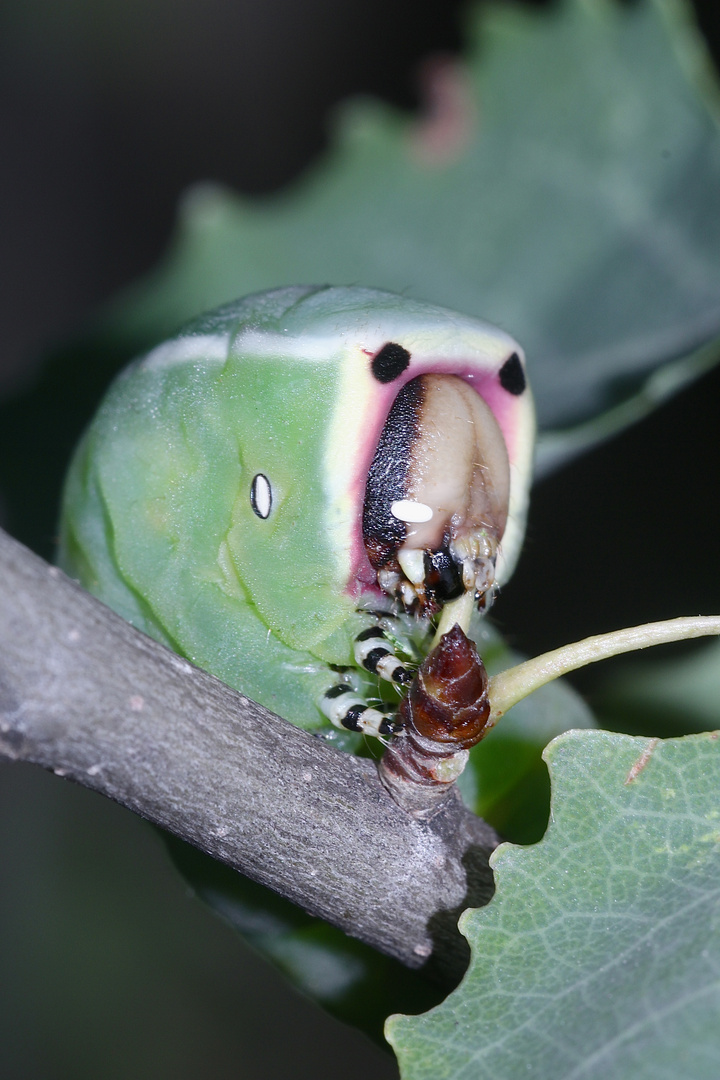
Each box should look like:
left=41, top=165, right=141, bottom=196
left=353, top=627, right=414, bottom=686
left=320, top=684, right=402, bottom=736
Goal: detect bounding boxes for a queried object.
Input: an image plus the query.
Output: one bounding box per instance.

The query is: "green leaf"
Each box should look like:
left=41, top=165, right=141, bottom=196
left=534, top=334, right=720, bottom=476
left=387, top=729, right=720, bottom=1079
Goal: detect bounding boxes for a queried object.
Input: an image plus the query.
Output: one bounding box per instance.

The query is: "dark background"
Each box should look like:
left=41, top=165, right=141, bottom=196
left=1, top=1, right=720, bottom=1077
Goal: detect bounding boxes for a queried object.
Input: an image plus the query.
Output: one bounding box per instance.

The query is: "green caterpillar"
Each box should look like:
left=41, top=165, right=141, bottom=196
left=59, top=286, right=534, bottom=741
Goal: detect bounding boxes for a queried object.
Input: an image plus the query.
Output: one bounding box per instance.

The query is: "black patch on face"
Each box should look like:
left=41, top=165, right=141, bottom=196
left=498, top=352, right=526, bottom=395
left=363, top=376, right=425, bottom=568
left=372, top=342, right=411, bottom=383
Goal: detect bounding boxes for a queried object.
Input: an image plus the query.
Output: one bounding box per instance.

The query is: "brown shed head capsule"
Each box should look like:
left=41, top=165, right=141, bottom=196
left=398, top=623, right=491, bottom=749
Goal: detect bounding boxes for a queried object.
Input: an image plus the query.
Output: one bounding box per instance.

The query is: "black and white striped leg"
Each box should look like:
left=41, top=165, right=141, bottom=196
left=320, top=685, right=402, bottom=737
left=353, top=627, right=414, bottom=687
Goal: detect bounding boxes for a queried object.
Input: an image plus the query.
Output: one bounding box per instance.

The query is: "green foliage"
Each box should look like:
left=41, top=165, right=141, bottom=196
left=596, top=637, right=720, bottom=736
left=388, top=730, right=720, bottom=1078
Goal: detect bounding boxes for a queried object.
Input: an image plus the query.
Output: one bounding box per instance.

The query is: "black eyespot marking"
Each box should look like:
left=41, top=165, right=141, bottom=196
left=250, top=473, right=272, bottom=518
left=371, top=342, right=411, bottom=383
left=499, top=352, right=526, bottom=395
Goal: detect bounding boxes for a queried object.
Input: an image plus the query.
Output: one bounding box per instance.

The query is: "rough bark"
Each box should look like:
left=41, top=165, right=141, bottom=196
left=0, top=526, right=498, bottom=979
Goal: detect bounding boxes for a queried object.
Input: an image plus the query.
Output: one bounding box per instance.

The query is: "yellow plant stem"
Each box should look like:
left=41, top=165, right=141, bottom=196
left=431, top=590, right=476, bottom=648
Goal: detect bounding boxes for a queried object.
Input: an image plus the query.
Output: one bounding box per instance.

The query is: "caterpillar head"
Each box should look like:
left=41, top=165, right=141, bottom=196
left=61, top=286, right=534, bottom=663
left=277, top=287, right=536, bottom=623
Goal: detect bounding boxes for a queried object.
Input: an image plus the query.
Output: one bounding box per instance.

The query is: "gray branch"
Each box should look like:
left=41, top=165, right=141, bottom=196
left=0, top=526, right=498, bottom=979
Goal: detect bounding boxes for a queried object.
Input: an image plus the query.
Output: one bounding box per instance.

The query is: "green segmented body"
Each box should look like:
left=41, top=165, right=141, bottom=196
left=59, top=286, right=534, bottom=739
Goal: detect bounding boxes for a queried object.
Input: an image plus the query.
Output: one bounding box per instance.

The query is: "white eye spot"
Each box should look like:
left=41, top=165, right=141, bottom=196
left=390, top=499, right=433, bottom=523
left=250, top=473, right=272, bottom=519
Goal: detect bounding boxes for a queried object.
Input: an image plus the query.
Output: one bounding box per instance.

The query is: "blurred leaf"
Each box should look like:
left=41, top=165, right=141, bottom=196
left=535, top=332, right=720, bottom=476
left=388, top=729, right=720, bottom=1079
left=102, top=0, right=720, bottom=433
left=593, top=637, right=720, bottom=737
